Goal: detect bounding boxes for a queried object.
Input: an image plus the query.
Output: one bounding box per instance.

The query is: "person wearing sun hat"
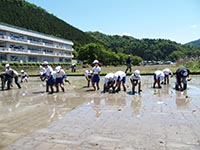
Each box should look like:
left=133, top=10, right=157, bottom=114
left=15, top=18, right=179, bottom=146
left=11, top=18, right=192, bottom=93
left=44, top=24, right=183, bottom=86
left=175, top=67, right=190, bottom=91
left=54, top=66, right=67, bottom=92
left=113, top=70, right=126, bottom=92
left=92, top=60, right=101, bottom=91
left=20, top=70, right=28, bottom=83
left=42, top=61, right=54, bottom=94
left=153, top=70, right=164, bottom=88
left=103, top=72, right=115, bottom=93
left=163, top=68, right=173, bottom=84
left=130, top=70, right=142, bottom=95
left=85, top=69, right=93, bottom=87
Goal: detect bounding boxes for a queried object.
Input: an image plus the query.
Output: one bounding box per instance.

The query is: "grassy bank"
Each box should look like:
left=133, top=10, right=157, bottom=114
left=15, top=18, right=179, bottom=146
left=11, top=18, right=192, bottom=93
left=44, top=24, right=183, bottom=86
left=1, top=60, right=200, bottom=76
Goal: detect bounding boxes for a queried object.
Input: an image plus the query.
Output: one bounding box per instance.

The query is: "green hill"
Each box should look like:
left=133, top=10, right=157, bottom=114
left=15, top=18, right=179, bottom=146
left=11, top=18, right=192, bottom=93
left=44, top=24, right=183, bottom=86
left=0, top=0, right=200, bottom=63
left=0, top=0, right=98, bottom=49
left=186, top=39, right=200, bottom=47
left=86, top=31, right=200, bottom=61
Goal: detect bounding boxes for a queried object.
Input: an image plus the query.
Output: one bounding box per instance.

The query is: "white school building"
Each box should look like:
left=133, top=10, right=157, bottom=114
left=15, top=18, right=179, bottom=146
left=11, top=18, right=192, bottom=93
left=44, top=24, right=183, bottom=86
left=0, top=22, right=74, bottom=63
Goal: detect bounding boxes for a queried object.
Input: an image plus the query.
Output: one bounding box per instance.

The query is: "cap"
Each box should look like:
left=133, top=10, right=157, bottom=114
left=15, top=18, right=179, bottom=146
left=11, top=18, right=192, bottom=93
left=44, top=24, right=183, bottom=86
left=93, top=60, right=99, bottom=64
left=43, top=61, right=48, bottom=65
left=134, top=70, right=140, bottom=77
left=55, top=66, right=61, bottom=73
left=5, top=64, right=9, bottom=68
left=21, top=70, right=24, bottom=73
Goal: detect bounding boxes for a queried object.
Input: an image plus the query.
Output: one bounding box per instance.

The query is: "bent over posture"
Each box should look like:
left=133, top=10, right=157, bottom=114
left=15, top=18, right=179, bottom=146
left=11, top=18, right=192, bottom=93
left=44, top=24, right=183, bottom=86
left=175, top=67, right=190, bottom=91
left=130, top=70, right=142, bottom=95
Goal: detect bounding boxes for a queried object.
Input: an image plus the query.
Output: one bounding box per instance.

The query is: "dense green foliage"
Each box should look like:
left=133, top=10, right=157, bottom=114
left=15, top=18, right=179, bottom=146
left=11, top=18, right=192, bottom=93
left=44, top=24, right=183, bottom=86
left=0, top=0, right=200, bottom=66
left=77, top=43, right=142, bottom=66
left=87, top=32, right=200, bottom=61
left=0, top=0, right=98, bottom=49
left=186, top=39, right=200, bottom=48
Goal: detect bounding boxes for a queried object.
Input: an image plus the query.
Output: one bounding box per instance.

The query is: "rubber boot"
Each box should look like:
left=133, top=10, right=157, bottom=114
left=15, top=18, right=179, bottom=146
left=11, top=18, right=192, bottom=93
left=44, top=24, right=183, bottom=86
left=183, top=84, right=187, bottom=90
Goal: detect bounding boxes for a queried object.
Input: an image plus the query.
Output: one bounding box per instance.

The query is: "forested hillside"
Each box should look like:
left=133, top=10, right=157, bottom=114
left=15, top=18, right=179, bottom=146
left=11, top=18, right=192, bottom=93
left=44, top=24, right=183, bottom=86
left=87, top=32, right=200, bottom=61
left=186, top=39, right=200, bottom=48
left=0, top=0, right=98, bottom=48
left=0, top=0, right=200, bottom=65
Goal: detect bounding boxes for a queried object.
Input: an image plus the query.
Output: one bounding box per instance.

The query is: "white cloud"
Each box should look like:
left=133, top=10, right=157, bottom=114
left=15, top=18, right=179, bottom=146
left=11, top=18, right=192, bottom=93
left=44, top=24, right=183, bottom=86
left=190, top=24, right=198, bottom=29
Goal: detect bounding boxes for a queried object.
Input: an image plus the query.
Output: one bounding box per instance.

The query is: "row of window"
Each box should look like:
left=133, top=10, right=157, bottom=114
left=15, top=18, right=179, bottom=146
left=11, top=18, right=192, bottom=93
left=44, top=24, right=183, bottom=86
left=1, top=44, right=72, bottom=56
left=0, top=30, right=72, bottom=49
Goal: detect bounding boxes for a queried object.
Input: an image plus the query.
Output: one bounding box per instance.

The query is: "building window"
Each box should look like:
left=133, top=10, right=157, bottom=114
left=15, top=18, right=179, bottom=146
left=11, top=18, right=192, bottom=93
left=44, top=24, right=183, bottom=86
left=28, top=36, right=42, bottom=45
left=10, top=55, right=18, bottom=61
left=10, top=33, right=26, bottom=42
left=28, top=57, right=38, bottom=62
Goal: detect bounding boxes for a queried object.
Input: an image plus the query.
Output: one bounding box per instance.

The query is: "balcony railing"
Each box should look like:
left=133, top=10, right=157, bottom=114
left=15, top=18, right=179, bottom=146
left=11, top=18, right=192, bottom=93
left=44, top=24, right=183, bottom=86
left=0, top=47, right=73, bottom=58
left=0, top=35, right=73, bottom=51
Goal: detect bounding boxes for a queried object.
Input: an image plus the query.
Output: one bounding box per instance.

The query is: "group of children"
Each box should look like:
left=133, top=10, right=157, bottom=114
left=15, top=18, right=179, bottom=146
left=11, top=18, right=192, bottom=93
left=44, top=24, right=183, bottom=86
left=39, top=61, right=68, bottom=94
left=85, top=59, right=191, bottom=94
left=1, top=60, right=191, bottom=94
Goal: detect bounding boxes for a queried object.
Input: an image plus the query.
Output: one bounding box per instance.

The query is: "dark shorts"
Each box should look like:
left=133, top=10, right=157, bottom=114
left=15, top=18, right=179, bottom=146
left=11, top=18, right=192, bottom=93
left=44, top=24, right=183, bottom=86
left=122, top=76, right=126, bottom=84
left=47, top=76, right=54, bottom=86
left=92, top=74, right=100, bottom=83
left=56, top=77, right=63, bottom=84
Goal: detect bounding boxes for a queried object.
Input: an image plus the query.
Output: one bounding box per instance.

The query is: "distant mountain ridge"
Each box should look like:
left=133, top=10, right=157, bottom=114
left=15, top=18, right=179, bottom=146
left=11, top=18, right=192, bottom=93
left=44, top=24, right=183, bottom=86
left=185, top=39, right=200, bottom=47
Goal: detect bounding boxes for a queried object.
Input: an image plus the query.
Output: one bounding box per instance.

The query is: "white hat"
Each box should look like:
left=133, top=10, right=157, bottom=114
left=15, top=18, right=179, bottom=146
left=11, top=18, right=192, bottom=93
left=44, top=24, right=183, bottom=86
left=5, top=64, right=9, bottom=68
left=43, top=61, right=48, bottom=65
left=134, top=70, right=140, bottom=77
left=55, top=66, right=61, bottom=73
left=21, top=70, right=24, bottom=73
left=93, top=60, right=99, bottom=64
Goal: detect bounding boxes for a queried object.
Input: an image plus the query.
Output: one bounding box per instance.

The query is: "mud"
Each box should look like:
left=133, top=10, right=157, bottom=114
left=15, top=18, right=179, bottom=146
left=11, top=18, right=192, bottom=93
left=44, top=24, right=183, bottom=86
left=0, top=75, right=200, bottom=150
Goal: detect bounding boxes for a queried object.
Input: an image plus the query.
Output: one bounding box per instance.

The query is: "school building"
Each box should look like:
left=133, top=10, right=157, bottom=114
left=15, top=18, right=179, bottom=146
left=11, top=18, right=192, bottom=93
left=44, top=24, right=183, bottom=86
left=0, top=22, right=74, bottom=63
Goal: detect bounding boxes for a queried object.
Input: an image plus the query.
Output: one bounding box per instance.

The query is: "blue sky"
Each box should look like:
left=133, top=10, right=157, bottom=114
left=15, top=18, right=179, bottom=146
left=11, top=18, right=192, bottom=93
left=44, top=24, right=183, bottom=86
left=26, top=0, right=200, bottom=44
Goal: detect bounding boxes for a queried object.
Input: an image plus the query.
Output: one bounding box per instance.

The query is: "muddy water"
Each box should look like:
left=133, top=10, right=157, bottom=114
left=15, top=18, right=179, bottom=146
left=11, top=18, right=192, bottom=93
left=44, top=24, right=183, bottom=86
left=0, top=75, right=200, bottom=149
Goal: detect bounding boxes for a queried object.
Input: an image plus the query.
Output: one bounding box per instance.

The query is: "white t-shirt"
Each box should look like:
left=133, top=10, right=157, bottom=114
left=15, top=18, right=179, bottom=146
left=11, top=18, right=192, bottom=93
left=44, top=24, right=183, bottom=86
left=104, top=73, right=115, bottom=84
left=55, top=69, right=65, bottom=78
left=154, top=70, right=164, bottom=80
left=163, top=68, right=172, bottom=75
left=114, top=71, right=126, bottom=81
left=130, top=73, right=142, bottom=82
left=92, top=66, right=101, bottom=75
left=85, top=70, right=92, bottom=77
left=45, top=65, right=53, bottom=76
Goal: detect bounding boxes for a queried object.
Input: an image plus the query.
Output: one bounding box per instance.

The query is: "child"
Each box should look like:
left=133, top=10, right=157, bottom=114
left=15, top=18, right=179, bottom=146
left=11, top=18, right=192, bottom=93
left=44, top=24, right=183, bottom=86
left=85, top=70, right=93, bottom=87
left=20, top=70, right=28, bottom=83
left=92, top=60, right=101, bottom=91
left=103, top=73, right=115, bottom=93
left=42, top=61, right=54, bottom=94
left=54, top=66, right=66, bottom=92
left=114, top=71, right=126, bottom=92
left=163, top=68, right=173, bottom=84
left=5, top=64, right=21, bottom=89
left=153, top=70, right=164, bottom=88
left=175, top=67, right=190, bottom=91
left=130, top=70, right=142, bottom=95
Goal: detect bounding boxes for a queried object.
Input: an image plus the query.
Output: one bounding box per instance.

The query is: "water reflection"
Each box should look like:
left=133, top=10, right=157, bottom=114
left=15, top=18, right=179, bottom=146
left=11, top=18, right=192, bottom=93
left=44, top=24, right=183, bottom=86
left=130, top=96, right=142, bottom=116
left=176, top=90, right=189, bottom=108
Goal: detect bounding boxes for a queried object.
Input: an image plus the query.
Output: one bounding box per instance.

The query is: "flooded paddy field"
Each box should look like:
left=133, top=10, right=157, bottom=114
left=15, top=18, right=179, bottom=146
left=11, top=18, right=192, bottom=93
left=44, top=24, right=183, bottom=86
left=0, top=75, right=200, bottom=150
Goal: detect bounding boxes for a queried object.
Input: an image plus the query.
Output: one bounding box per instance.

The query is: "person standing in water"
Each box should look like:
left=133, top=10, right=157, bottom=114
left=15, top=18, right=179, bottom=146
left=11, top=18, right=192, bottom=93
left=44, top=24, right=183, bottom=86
left=92, top=60, right=101, bottom=91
